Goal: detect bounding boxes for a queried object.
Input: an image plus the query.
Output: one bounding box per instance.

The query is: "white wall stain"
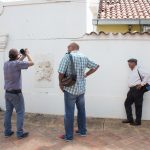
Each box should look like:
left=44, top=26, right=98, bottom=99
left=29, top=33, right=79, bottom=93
left=34, top=53, right=54, bottom=88
left=36, top=60, right=53, bottom=82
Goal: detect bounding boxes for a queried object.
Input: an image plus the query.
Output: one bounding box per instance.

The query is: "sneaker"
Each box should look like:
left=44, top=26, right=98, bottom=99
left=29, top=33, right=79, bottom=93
left=59, top=134, right=73, bottom=142
left=5, top=131, right=14, bottom=138
left=75, top=130, right=87, bottom=137
left=17, top=132, right=29, bottom=139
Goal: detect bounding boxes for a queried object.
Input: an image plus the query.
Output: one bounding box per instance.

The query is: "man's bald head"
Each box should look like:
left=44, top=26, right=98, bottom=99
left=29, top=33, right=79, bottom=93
left=68, top=42, right=80, bottom=52
left=9, top=49, right=19, bottom=61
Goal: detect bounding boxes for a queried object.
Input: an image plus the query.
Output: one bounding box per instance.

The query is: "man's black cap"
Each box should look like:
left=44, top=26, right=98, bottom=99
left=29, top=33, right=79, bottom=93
left=127, top=58, right=137, bottom=64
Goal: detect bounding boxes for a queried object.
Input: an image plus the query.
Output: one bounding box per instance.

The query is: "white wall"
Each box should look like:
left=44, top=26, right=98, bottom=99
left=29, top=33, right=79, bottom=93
left=0, top=1, right=150, bottom=120
left=0, top=1, right=86, bottom=38
left=78, top=37, right=150, bottom=119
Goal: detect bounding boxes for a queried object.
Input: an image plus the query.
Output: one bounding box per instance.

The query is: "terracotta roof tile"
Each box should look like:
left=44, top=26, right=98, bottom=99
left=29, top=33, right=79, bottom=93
left=98, top=0, right=150, bottom=19
left=85, top=31, right=150, bottom=35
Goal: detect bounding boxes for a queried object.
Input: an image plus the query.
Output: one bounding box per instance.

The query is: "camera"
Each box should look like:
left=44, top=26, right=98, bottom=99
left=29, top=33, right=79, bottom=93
left=20, top=49, right=26, bottom=55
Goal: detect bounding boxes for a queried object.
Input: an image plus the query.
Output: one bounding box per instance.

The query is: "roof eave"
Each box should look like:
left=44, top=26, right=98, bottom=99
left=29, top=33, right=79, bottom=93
left=93, top=19, right=150, bottom=25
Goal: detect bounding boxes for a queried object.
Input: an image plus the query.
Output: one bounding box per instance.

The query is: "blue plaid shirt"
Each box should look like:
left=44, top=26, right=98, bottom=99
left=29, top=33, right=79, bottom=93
left=58, top=51, right=98, bottom=95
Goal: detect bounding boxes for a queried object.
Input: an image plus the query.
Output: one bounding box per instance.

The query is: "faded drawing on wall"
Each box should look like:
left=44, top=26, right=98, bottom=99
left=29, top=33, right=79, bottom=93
left=34, top=53, right=54, bottom=88
left=36, top=61, right=53, bottom=82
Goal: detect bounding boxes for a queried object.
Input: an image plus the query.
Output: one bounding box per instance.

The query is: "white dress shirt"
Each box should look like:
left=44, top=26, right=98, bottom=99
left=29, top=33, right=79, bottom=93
left=128, top=66, right=150, bottom=88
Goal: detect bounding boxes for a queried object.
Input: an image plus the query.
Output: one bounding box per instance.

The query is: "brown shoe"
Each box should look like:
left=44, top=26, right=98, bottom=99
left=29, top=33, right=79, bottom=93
left=122, top=119, right=134, bottom=124
left=130, top=122, right=141, bottom=126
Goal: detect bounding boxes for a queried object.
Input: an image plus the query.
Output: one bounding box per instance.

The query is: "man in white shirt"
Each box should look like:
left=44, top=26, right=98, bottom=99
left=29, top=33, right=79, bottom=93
left=122, top=58, right=150, bottom=126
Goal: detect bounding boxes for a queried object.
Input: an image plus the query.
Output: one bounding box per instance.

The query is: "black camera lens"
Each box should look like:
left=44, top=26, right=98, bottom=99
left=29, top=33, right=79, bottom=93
left=20, top=49, right=25, bottom=55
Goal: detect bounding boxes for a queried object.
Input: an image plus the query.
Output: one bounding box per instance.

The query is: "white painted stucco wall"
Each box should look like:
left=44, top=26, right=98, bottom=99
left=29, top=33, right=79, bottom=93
left=0, top=0, right=150, bottom=120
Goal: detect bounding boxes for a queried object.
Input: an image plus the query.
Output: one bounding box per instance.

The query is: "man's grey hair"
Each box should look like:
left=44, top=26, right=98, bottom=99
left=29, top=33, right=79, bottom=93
left=128, top=58, right=137, bottom=65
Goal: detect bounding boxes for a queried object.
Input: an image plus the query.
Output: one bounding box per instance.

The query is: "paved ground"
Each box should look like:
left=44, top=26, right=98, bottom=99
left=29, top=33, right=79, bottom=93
left=0, top=111, right=150, bottom=150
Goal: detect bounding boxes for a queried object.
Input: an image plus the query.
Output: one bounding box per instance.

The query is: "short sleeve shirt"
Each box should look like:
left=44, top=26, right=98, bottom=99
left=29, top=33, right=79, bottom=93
left=4, top=60, right=29, bottom=90
left=58, top=51, right=98, bottom=95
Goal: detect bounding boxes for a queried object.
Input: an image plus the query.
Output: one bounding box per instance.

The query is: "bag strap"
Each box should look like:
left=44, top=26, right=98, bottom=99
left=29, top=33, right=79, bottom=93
left=137, top=69, right=142, bottom=82
left=69, top=54, right=76, bottom=75
left=64, top=53, right=76, bottom=75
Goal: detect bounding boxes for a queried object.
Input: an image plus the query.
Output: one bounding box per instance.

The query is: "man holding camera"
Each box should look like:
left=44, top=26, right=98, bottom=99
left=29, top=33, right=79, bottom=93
left=58, top=43, right=99, bottom=141
left=4, top=49, right=34, bottom=139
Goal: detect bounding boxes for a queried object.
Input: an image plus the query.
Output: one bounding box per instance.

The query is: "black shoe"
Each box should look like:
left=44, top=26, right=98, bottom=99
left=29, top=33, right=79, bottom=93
left=17, top=132, right=29, bottom=139
left=5, top=131, right=14, bottom=138
left=130, top=122, right=141, bottom=126
left=122, top=119, right=134, bottom=124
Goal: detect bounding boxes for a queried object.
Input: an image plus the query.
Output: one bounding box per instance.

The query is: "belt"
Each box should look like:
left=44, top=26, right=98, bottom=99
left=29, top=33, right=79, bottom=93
left=6, top=89, right=22, bottom=94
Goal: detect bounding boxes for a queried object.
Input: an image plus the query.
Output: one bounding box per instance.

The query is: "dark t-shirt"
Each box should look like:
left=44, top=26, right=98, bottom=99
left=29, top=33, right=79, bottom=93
left=4, top=60, right=29, bottom=90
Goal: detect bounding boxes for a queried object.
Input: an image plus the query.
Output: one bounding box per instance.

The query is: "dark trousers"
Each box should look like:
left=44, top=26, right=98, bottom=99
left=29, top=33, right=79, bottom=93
left=124, top=87, right=145, bottom=123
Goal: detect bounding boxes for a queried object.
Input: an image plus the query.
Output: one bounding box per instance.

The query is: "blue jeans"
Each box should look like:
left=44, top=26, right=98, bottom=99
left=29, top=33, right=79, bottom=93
left=64, top=91, right=86, bottom=140
left=4, top=93, right=25, bottom=137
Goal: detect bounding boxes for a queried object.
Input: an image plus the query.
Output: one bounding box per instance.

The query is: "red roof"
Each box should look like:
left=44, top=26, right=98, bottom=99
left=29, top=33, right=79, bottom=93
left=98, top=0, right=150, bottom=19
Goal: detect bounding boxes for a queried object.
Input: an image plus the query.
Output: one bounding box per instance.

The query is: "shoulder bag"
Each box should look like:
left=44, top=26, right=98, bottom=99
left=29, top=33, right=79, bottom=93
left=61, top=53, right=77, bottom=87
